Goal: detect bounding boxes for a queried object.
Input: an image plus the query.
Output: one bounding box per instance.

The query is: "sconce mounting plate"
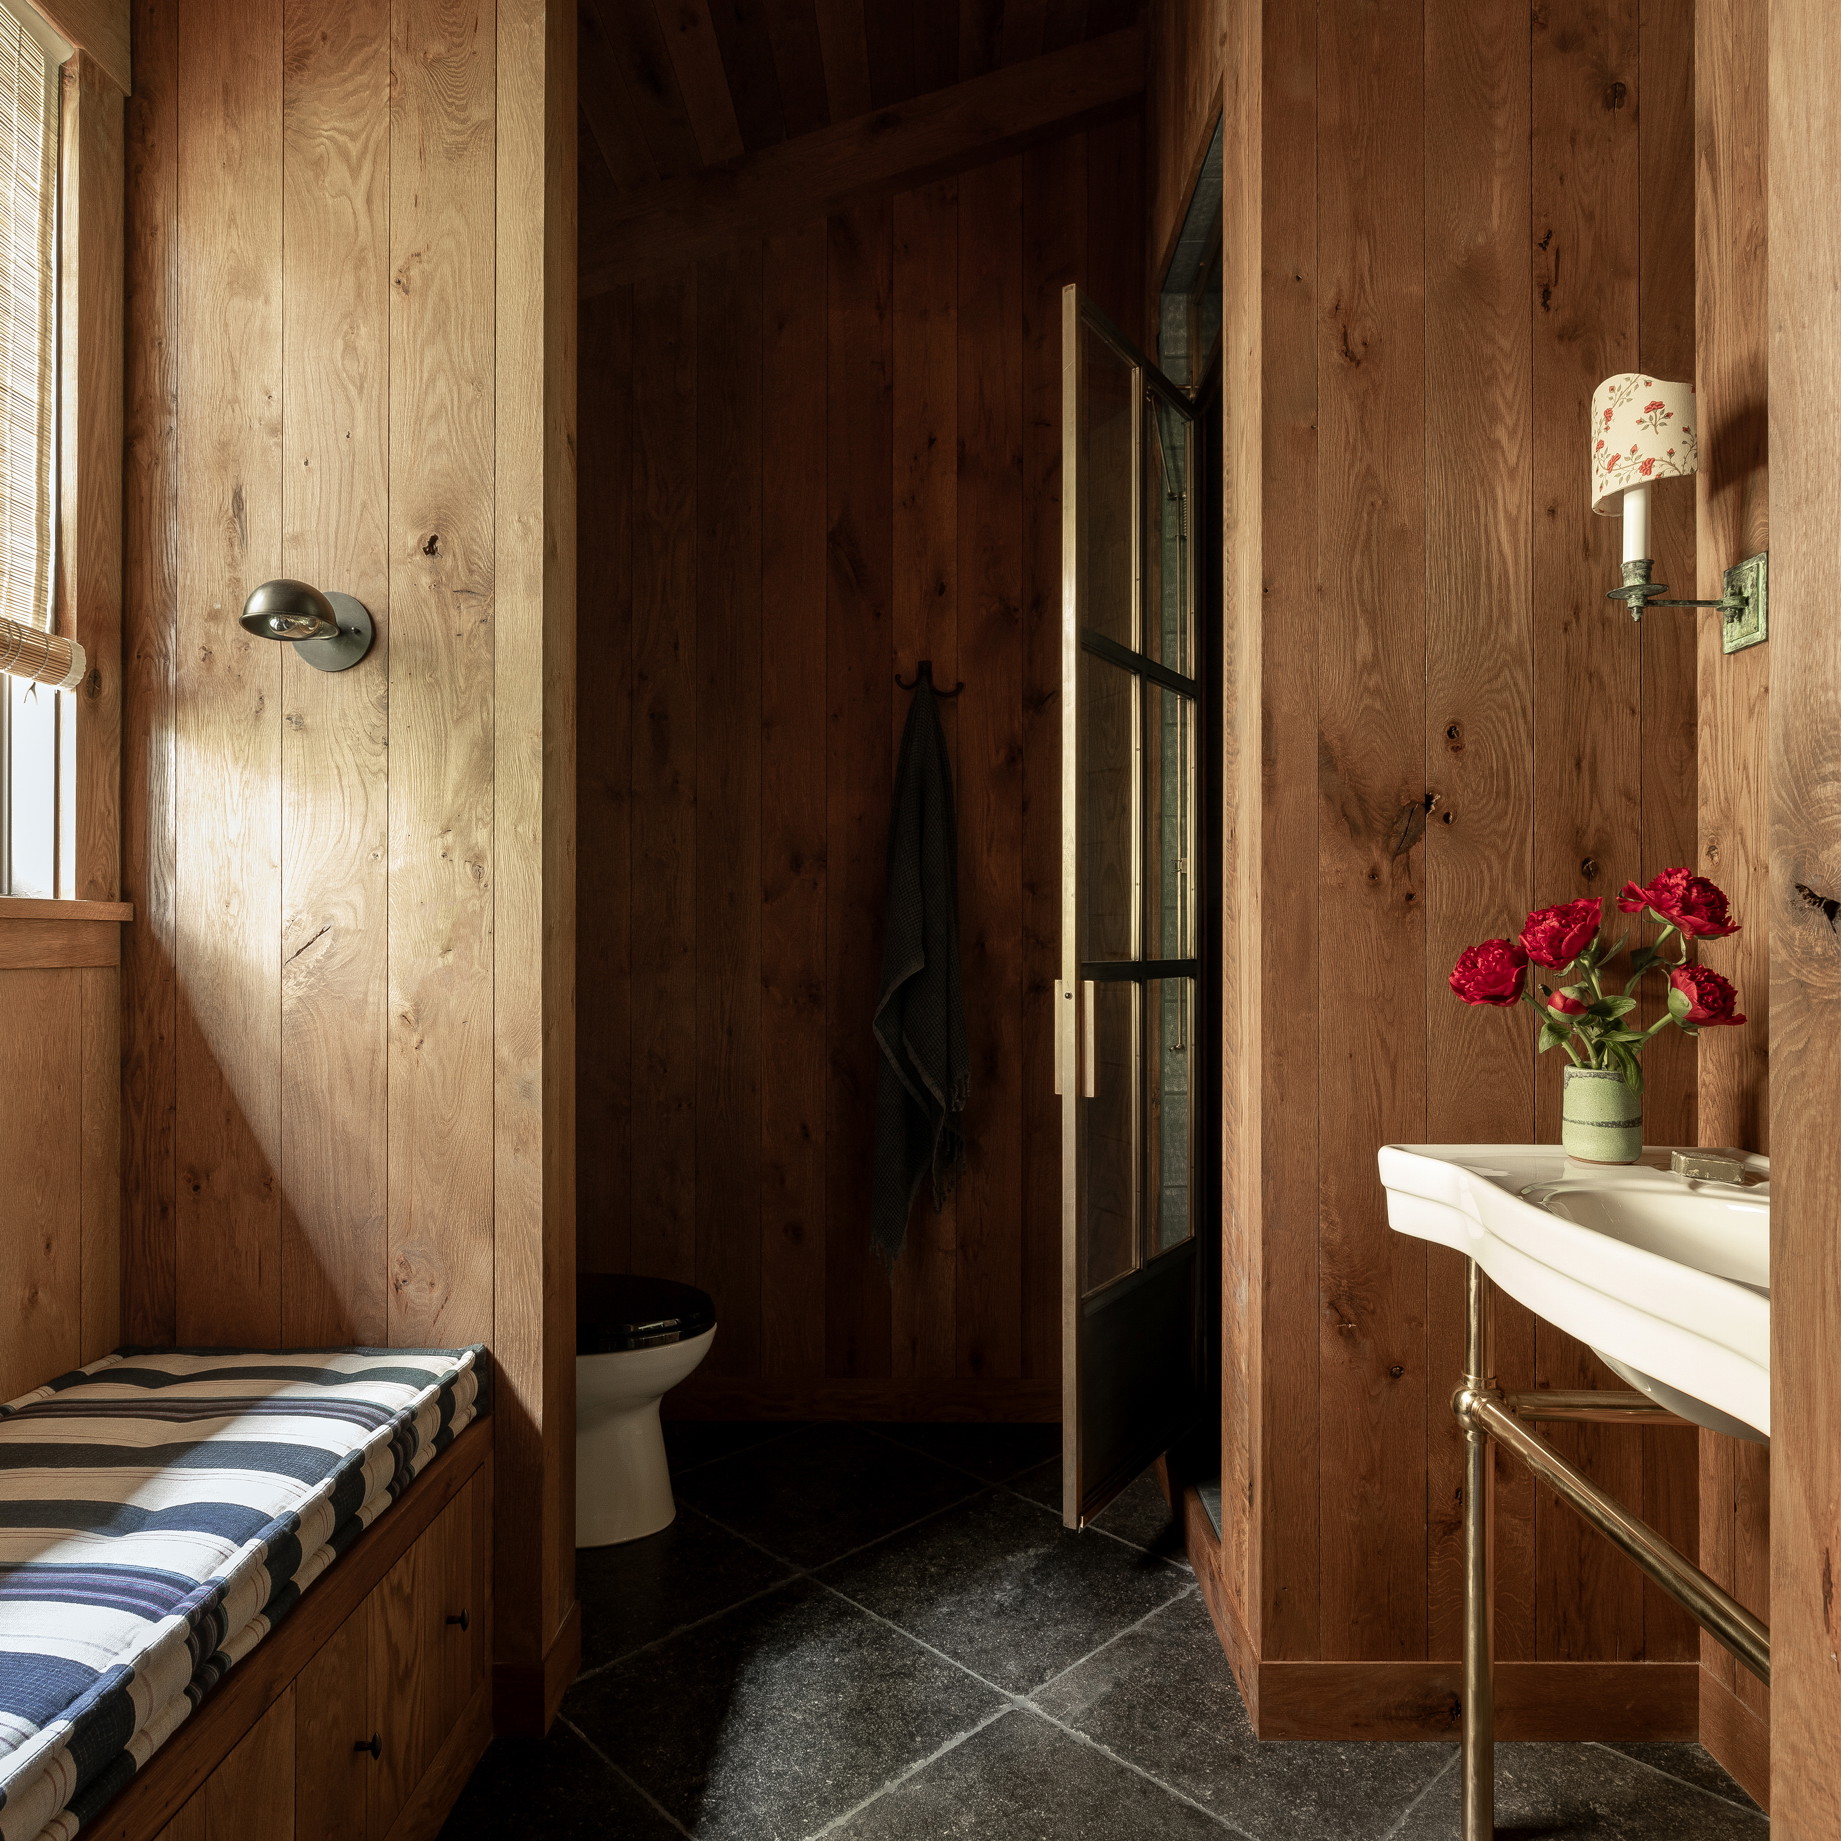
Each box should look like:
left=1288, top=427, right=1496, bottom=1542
left=295, top=593, right=375, bottom=672
left=1719, top=553, right=1767, bottom=655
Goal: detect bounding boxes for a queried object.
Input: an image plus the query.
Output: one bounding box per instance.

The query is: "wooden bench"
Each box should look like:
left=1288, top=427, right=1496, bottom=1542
left=82, top=1416, right=495, bottom=1841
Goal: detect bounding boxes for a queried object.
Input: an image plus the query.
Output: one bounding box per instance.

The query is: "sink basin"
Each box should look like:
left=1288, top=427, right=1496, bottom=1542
left=1378, top=1145, right=1770, bottom=1439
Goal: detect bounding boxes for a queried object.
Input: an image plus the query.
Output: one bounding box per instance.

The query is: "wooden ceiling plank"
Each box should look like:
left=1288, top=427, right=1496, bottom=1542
left=812, top=0, right=871, bottom=116
left=998, top=0, right=1048, bottom=65
left=761, top=0, right=831, bottom=135
left=864, top=0, right=918, bottom=108
left=579, top=2, right=660, bottom=190
left=582, top=24, right=1145, bottom=292
left=1040, top=0, right=1087, bottom=54
left=589, top=0, right=704, bottom=180
left=705, top=0, right=791, bottom=151
left=651, top=0, right=747, bottom=163
left=959, top=0, right=1003, bottom=79
left=914, top=0, right=959, bottom=94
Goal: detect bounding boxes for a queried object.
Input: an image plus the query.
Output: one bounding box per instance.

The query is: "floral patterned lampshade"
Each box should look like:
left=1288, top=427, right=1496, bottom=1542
left=1590, top=373, right=1698, bottom=516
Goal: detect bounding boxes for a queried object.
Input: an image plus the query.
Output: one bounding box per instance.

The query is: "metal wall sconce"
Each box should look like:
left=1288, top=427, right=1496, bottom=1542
left=239, top=578, right=375, bottom=672
left=1590, top=373, right=1767, bottom=655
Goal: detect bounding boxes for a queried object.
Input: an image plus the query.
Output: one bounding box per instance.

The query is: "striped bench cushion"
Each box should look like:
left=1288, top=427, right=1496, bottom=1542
left=0, top=1346, right=485, bottom=1841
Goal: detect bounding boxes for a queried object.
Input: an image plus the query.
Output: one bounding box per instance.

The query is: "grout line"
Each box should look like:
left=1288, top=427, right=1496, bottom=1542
left=1017, top=1701, right=1260, bottom=1838
left=1024, top=1582, right=1200, bottom=1697
left=567, top=1570, right=805, bottom=1688
left=1373, top=1748, right=1459, bottom=1841
left=1584, top=1741, right=1768, bottom=1820
left=799, top=1706, right=1015, bottom=1839
left=558, top=1713, right=699, bottom=1840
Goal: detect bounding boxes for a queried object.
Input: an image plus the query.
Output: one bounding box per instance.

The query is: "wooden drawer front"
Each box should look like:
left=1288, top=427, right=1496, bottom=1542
left=293, top=1612, right=371, bottom=1841
left=367, top=1473, right=489, bottom=1839
left=155, top=1688, right=295, bottom=1841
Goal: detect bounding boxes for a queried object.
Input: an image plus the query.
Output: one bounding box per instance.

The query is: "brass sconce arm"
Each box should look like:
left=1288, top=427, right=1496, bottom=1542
left=1605, top=554, right=1768, bottom=654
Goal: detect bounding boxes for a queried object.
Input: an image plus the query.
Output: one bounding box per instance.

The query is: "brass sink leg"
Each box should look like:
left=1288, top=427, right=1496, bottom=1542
left=1460, top=1258, right=1495, bottom=1841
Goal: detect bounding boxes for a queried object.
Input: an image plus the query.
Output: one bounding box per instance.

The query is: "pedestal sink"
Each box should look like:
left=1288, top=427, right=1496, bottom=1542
left=1377, top=1144, right=1769, bottom=1438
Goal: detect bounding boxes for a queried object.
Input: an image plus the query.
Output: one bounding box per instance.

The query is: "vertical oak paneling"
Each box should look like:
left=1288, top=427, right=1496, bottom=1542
left=954, top=155, right=1024, bottom=1381
left=888, top=177, right=959, bottom=1381
left=173, top=0, right=285, bottom=1347
left=386, top=0, right=497, bottom=1349
left=757, top=220, right=831, bottom=1378
left=280, top=0, right=391, bottom=1346
left=1314, top=0, right=1427, bottom=1663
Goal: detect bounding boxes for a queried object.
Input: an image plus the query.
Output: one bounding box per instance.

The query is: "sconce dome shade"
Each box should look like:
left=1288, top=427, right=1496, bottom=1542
left=1591, top=373, right=1698, bottom=515
left=240, top=578, right=341, bottom=641
left=238, top=579, right=375, bottom=672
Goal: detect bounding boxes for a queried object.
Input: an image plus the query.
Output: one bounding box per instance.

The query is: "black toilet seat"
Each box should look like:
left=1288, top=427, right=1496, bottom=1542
left=577, top=1274, right=717, bottom=1354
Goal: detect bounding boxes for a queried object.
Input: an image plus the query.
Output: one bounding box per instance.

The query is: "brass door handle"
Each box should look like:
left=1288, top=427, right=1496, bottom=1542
left=1081, top=981, right=1097, bottom=1099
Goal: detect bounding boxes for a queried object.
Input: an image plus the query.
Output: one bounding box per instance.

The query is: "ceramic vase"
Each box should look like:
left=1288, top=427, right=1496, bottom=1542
left=1561, top=1064, right=1642, bottom=1164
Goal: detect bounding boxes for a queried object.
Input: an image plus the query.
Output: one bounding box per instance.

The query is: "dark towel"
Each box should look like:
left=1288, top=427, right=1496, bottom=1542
left=871, top=681, right=969, bottom=1267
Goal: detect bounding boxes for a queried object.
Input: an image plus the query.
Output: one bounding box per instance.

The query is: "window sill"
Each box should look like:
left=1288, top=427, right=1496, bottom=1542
left=0, top=895, right=131, bottom=922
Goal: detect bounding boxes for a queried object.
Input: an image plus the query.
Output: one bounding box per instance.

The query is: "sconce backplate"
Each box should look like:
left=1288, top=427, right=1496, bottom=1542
left=293, top=592, right=375, bottom=672
left=1720, top=552, right=1768, bottom=655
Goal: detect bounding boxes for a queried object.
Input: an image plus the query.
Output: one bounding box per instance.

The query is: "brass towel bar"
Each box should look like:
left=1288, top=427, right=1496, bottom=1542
left=1456, top=1259, right=1769, bottom=1839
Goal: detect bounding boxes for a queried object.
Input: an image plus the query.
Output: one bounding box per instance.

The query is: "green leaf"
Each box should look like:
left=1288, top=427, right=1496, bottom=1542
left=1596, top=996, right=1638, bottom=1019
left=1538, top=1021, right=1568, bottom=1054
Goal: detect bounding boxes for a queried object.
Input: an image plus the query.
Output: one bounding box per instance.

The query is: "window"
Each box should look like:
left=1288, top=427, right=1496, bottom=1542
left=0, top=0, right=71, bottom=898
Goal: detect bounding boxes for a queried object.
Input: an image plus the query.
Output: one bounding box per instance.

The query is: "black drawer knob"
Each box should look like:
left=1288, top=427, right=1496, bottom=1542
left=446, top=1610, right=471, bottom=1632
left=355, top=1734, right=382, bottom=1760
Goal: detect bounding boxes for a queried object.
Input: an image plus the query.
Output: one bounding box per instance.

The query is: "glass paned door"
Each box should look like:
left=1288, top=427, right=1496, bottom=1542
left=1059, top=286, right=1203, bottom=1527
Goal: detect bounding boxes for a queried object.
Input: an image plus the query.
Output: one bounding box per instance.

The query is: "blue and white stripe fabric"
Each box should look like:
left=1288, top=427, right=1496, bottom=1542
left=0, top=1346, right=484, bottom=1841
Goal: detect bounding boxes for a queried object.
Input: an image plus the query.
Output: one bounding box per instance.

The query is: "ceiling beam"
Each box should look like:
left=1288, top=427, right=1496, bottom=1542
left=580, top=24, right=1145, bottom=295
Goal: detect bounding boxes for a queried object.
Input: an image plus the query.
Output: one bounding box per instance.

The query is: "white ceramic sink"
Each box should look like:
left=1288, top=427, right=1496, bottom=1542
left=1378, top=1145, right=1769, bottom=1440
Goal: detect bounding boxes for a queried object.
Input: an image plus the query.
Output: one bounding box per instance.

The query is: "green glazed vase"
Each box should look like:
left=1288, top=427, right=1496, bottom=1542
left=1562, top=1065, right=1643, bottom=1164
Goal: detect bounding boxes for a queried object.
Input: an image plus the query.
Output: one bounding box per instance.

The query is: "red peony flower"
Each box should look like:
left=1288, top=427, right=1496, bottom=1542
left=1547, top=991, right=1589, bottom=1017
left=1668, top=964, right=1746, bottom=1027
left=1450, top=939, right=1528, bottom=1007
left=1519, top=897, right=1602, bottom=969
left=1621, top=867, right=1741, bottom=938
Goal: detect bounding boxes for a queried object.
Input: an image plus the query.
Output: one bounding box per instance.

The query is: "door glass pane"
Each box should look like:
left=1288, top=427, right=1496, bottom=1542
left=1079, top=654, right=1136, bottom=962
left=1143, top=684, right=1194, bottom=962
left=1077, top=321, right=1136, bottom=649
left=1144, top=977, right=1194, bottom=1254
left=1144, top=399, right=1192, bottom=675
left=1081, top=978, right=1139, bottom=1292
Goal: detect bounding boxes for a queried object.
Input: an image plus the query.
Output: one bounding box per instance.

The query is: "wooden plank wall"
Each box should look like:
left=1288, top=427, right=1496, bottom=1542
left=0, top=951, right=120, bottom=1400
left=577, top=111, right=1145, bottom=1420
left=1691, top=0, right=1772, bottom=1804
left=120, top=0, right=576, bottom=1728
left=1201, top=0, right=1704, bottom=1728
left=1769, top=3, right=1841, bottom=1829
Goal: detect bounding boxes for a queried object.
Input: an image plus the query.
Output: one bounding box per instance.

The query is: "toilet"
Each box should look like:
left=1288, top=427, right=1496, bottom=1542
left=576, top=1274, right=717, bottom=1546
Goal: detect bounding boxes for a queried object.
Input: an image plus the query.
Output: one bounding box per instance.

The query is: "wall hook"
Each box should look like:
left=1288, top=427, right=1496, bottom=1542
left=896, top=658, right=964, bottom=697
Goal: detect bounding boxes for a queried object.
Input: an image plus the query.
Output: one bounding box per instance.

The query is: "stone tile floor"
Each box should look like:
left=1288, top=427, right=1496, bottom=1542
left=440, top=1422, right=1765, bottom=1840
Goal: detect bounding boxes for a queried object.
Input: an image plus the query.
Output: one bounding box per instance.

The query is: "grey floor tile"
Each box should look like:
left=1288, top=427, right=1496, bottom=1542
left=1033, top=1592, right=1451, bottom=1841
left=576, top=1502, right=797, bottom=1669
left=564, top=1577, right=1006, bottom=1840
left=1391, top=1740, right=1769, bottom=1840
left=873, top=1421, right=1063, bottom=1483
left=664, top=1419, right=802, bottom=1477
left=818, top=1488, right=1191, bottom=1693
left=1011, top=1457, right=1191, bottom=1567
left=827, top=1706, right=1230, bottom=1839
left=674, top=1424, right=980, bottom=1568
left=1597, top=1742, right=1761, bottom=1814
left=437, top=1723, right=682, bottom=1841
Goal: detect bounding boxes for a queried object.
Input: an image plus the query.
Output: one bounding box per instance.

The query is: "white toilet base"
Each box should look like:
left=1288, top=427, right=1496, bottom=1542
left=576, top=1326, right=716, bottom=1547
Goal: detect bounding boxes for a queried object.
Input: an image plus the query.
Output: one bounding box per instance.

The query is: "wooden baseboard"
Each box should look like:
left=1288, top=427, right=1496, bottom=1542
left=87, top=1419, right=493, bottom=1841
left=1248, top=1659, right=1697, bottom=1742
left=1177, top=1480, right=1261, bottom=1717
left=493, top=1597, right=582, bottom=1737
left=663, top=1376, right=1060, bottom=1421
left=380, top=1676, right=494, bottom=1841
left=1699, top=1665, right=1770, bottom=1811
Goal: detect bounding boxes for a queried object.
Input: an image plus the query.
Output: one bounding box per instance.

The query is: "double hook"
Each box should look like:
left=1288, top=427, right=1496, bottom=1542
left=895, top=658, right=965, bottom=697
